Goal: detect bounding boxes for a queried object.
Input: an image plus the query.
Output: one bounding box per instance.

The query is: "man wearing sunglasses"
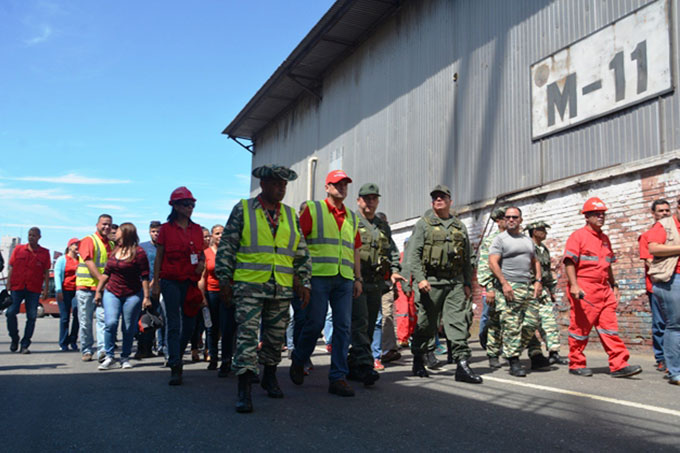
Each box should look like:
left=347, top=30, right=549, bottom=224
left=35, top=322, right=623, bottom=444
left=563, top=197, right=641, bottom=378
left=407, top=185, right=481, bottom=383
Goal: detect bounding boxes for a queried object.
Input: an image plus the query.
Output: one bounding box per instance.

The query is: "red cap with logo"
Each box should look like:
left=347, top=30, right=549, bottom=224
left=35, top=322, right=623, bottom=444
left=67, top=238, right=79, bottom=247
left=169, top=186, right=196, bottom=205
left=581, top=197, right=608, bottom=214
left=325, top=170, right=352, bottom=185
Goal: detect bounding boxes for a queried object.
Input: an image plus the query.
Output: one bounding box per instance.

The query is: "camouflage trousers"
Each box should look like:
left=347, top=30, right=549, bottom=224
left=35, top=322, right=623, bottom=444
left=527, top=288, right=561, bottom=355
left=232, top=283, right=290, bottom=376
left=494, top=281, right=540, bottom=359
left=485, top=301, right=502, bottom=358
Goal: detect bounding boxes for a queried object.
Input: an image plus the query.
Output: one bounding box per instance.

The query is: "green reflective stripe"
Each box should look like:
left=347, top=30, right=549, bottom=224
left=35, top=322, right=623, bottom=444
left=579, top=255, right=599, bottom=261
left=569, top=332, right=589, bottom=341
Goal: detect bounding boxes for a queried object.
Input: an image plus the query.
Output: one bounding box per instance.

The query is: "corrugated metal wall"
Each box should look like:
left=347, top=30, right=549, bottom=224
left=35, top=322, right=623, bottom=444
left=251, top=0, right=678, bottom=224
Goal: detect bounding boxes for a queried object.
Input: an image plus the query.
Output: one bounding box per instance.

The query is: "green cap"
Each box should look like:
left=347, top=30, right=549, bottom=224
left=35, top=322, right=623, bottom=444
left=252, top=164, right=298, bottom=181
left=359, top=183, right=381, bottom=197
left=491, top=207, right=506, bottom=221
left=430, top=184, right=451, bottom=198
left=524, top=221, right=551, bottom=232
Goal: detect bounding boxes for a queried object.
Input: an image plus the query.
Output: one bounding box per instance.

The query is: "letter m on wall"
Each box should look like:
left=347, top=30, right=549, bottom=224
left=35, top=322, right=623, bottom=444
left=547, top=73, right=577, bottom=126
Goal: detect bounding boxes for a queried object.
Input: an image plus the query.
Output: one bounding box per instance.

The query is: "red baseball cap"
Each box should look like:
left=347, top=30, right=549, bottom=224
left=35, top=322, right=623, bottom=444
left=67, top=238, right=79, bottom=247
left=325, top=170, right=352, bottom=185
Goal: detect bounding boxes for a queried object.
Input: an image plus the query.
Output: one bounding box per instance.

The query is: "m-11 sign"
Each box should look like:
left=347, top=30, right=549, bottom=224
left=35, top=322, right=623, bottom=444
left=531, top=0, right=672, bottom=139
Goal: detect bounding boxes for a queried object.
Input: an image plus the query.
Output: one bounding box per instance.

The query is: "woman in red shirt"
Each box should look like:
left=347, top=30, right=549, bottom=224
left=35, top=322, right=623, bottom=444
left=55, top=238, right=80, bottom=351
left=151, top=186, right=205, bottom=385
left=95, top=223, right=150, bottom=370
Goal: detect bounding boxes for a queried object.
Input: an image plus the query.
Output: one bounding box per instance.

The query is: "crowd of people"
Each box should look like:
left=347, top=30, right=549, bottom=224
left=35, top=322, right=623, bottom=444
left=3, top=165, right=680, bottom=414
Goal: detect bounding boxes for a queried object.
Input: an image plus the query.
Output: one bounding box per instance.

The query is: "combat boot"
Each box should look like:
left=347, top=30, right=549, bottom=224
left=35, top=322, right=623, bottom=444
left=508, top=357, right=526, bottom=377
left=168, top=364, right=183, bottom=386
left=425, top=351, right=443, bottom=370
left=530, top=353, right=552, bottom=370
left=446, top=340, right=453, bottom=364
left=261, top=365, right=284, bottom=398
left=236, top=371, right=254, bottom=413
left=412, top=354, right=430, bottom=378
left=549, top=351, right=569, bottom=365
left=455, top=359, right=483, bottom=384
left=488, top=356, right=501, bottom=369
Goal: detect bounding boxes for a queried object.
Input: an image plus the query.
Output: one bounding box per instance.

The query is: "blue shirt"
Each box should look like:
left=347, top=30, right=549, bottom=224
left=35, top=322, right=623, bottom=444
left=140, top=241, right=157, bottom=280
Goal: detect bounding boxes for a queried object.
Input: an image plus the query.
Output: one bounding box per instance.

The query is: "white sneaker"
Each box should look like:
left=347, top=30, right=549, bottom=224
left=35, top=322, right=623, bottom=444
left=121, top=359, right=133, bottom=369
left=98, top=357, right=118, bottom=370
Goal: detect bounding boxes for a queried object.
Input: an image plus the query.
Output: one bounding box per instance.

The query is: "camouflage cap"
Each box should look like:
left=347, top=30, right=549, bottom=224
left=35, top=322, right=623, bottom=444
left=491, top=207, right=506, bottom=221
left=430, top=184, right=451, bottom=198
left=252, top=164, right=298, bottom=181
left=524, top=221, right=551, bottom=232
left=359, top=183, right=380, bottom=197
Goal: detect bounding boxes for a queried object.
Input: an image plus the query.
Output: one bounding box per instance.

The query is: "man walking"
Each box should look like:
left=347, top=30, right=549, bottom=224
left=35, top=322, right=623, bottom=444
left=347, top=184, right=403, bottom=385
left=216, top=165, right=311, bottom=412
left=137, top=220, right=163, bottom=359
left=563, top=197, right=641, bottom=378
left=291, top=169, right=362, bottom=397
left=408, top=185, right=481, bottom=383
left=6, top=227, right=50, bottom=354
left=76, top=214, right=114, bottom=362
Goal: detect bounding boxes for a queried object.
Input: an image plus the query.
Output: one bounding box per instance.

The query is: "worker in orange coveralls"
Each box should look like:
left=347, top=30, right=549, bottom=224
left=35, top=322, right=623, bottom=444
left=563, top=197, right=642, bottom=378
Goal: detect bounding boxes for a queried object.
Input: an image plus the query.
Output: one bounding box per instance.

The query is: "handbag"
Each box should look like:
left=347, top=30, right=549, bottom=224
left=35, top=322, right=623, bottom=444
left=648, top=216, right=680, bottom=283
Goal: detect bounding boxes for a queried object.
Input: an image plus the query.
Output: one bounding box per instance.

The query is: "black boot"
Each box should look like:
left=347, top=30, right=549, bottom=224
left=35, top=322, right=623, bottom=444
left=412, top=354, right=430, bottom=378
left=169, top=364, right=183, bottom=386
left=236, top=372, right=254, bottom=413
left=455, top=359, right=483, bottom=384
left=446, top=340, right=453, bottom=364
left=425, top=351, right=443, bottom=370
left=530, top=353, right=552, bottom=370
left=508, top=357, right=526, bottom=377
left=478, top=327, right=488, bottom=350
left=261, top=365, right=284, bottom=398
left=488, top=356, right=501, bottom=369
left=549, top=351, right=569, bottom=365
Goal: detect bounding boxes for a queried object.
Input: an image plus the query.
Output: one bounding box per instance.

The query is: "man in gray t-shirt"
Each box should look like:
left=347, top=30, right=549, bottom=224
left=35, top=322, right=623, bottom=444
left=488, top=207, right=551, bottom=377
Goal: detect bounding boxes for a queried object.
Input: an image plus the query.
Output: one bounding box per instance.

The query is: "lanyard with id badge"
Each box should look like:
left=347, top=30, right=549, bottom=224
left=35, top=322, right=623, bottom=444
left=189, top=240, right=199, bottom=265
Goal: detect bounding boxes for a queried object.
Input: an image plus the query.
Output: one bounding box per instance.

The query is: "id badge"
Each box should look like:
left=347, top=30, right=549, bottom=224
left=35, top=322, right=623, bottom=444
left=190, top=254, right=199, bottom=265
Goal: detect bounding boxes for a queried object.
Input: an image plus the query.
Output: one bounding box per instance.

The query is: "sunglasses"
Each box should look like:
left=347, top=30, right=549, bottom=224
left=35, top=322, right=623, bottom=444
left=504, top=215, right=520, bottom=220
left=176, top=200, right=196, bottom=208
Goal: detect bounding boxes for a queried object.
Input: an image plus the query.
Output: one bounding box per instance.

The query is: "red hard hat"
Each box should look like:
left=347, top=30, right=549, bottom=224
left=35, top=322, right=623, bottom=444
left=581, top=197, right=608, bottom=214
left=169, top=186, right=196, bottom=205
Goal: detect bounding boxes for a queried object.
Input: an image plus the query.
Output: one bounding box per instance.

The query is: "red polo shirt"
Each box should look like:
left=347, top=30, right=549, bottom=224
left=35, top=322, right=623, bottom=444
left=563, top=225, right=616, bottom=283
left=638, top=229, right=654, bottom=292
left=9, top=244, right=51, bottom=293
left=647, top=216, right=680, bottom=274
left=157, top=220, right=205, bottom=282
left=77, top=232, right=113, bottom=291
left=299, top=199, right=362, bottom=248
left=204, top=247, right=220, bottom=292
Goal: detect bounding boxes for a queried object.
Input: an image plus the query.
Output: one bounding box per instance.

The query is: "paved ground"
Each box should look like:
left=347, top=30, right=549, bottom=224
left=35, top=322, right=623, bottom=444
left=2, top=315, right=679, bottom=452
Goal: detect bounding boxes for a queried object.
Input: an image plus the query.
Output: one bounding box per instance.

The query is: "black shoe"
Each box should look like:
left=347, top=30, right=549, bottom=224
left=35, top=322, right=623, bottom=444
left=446, top=340, right=454, bottom=364
left=425, top=352, right=443, bottom=370
left=207, top=360, right=218, bottom=371
left=508, top=357, right=526, bottom=377
left=530, top=354, right=552, bottom=370
left=261, top=365, right=284, bottom=398
left=218, top=362, right=231, bottom=378
left=479, top=327, right=488, bottom=350
left=169, top=365, right=183, bottom=386
left=19, top=347, right=30, bottom=355
left=549, top=351, right=569, bottom=365
left=569, top=367, right=593, bottom=377
left=10, top=338, right=19, bottom=352
left=381, top=350, right=402, bottom=363
left=488, top=356, right=501, bottom=369
left=236, top=372, right=254, bottom=413
left=290, top=359, right=305, bottom=385
left=611, top=365, right=642, bottom=378
left=328, top=379, right=355, bottom=397
left=412, top=354, right=430, bottom=378
left=455, top=360, right=483, bottom=384
left=347, top=365, right=380, bottom=386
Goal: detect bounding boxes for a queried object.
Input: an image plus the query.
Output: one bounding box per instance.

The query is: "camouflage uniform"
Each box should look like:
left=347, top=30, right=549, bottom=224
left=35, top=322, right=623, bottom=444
left=477, top=230, right=503, bottom=358
left=215, top=182, right=312, bottom=378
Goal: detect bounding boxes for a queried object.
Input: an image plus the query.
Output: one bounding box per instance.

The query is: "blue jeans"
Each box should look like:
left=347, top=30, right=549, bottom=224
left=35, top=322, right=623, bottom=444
left=76, top=290, right=97, bottom=355
left=479, top=296, right=489, bottom=332
left=287, top=294, right=308, bottom=350
left=647, top=291, right=666, bottom=363
left=206, top=290, right=236, bottom=364
left=293, top=275, right=353, bottom=382
left=154, top=295, right=167, bottom=358
left=57, top=290, right=79, bottom=349
left=654, top=274, right=680, bottom=379
left=372, top=306, right=383, bottom=360
left=6, top=289, right=40, bottom=348
left=103, top=290, right=143, bottom=359
left=160, top=279, right=197, bottom=367
left=324, top=307, right=333, bottom=345
left=96, top=305, right=106, bottom=354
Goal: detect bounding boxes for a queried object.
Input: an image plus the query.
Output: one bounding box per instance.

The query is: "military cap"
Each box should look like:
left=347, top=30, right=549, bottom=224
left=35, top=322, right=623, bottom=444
left=491, top=207, right=506, bottom=221
left=524, top=221, right=551, bottom=232
left=252, top=164, right=298, bottom=181
left=359, top=183, right=381, bottom=197
left=430, top=184, right=451, bottom=198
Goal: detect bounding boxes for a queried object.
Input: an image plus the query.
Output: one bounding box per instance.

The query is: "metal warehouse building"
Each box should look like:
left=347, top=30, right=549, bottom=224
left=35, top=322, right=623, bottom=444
left=224, top=0, right=680, bottom=347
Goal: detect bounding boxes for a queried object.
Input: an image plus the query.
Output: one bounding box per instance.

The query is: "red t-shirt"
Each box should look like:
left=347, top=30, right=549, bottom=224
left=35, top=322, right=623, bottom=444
left=638, top=229, right=654, bottom=292
left=563, top=226, right=616, bottom=283
left=646, top=216, right=680, bottom=274
left=204, top=247, right=220, bottom=292
left=157, top=221, right=205, bottom=282
left=103, top=247, right=150, bottom=298
left=299, top=199, right=362, bottom=248
left=63, top=255, right=79, bottom=291
left=9, top=244, right=51, bottom=293
left=77, top=232, right=114, bottom=291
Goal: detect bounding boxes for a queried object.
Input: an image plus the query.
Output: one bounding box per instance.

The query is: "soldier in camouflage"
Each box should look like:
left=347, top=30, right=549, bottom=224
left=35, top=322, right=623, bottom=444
left=525, top=221, right=568, bottom=365
left=215, top=164, right=312, bottom=413
left=347, top=183, right=404, bottom=385
left=408, top=185, right=482, bottom=384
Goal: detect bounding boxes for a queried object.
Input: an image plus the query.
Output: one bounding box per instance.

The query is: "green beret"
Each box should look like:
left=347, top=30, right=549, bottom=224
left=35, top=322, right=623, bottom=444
left=491, top=207, right=506, bottom=221
left=359, top=183, right=380, bottom=197
left=252, top=164, right=298, bottom=181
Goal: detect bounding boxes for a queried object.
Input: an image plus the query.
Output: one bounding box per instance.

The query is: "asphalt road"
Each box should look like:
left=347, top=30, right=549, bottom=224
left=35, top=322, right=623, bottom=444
left=2, top=316, right=679, bottom=452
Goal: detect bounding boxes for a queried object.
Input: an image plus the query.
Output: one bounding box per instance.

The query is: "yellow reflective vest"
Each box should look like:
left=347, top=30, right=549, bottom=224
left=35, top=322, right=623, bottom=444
left=75, top=233, right=114, bottom=288
left=233, top=198, right=301, bottom=287
left=305, top=200, right=358, bottom=279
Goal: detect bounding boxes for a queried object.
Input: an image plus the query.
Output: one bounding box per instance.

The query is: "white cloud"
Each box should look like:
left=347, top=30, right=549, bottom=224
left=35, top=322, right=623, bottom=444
left=86, top=204, right=124, bottom=211
left=10, top=172, right=131, bottom=184
left=0, top=188, right=72, bottom=200
left=25, top=24, right=53, bottom=46
left=193, top=212, right=228, bottom=221
left=235, top=174, right=251, bottom=183
left=1, top=223, right=92, bottom=233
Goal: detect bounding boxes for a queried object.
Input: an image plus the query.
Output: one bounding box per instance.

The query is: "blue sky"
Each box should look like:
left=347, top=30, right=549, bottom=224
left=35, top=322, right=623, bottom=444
left=0, top=0, right=334, bottom=256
